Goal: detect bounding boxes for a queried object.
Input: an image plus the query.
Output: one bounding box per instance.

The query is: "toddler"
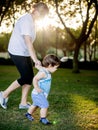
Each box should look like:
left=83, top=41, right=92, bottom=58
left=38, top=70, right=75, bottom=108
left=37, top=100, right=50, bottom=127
left=25, top=54, right=60, bottom=125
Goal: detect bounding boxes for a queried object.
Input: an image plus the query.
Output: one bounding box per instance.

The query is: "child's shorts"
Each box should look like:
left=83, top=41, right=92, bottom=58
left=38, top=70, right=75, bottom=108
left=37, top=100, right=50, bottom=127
left=32, top=92, right=49, bottom=108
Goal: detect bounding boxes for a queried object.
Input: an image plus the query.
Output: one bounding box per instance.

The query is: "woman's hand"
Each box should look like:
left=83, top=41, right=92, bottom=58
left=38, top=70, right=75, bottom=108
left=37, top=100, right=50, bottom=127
left=35, top=60, right=42, bottom=70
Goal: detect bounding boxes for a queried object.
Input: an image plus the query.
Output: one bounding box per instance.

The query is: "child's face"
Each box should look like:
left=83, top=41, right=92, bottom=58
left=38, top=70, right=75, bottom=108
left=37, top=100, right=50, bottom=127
left=48, top=65, right=59, bottom=73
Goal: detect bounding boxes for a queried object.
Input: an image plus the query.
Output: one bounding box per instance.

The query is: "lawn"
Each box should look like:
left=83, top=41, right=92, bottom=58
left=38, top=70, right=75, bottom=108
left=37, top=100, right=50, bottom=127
left=0, top=65, right=98, bottom=130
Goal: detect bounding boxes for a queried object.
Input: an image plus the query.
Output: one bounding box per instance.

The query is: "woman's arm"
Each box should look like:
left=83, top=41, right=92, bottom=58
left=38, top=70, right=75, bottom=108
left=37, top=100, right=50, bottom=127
left=24, top=35, right=41, bottom=65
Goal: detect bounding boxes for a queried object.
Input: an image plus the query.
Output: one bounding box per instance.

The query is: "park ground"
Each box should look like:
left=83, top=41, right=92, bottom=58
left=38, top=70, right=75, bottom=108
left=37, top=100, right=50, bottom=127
left=0, top=65, right=98, bottom=130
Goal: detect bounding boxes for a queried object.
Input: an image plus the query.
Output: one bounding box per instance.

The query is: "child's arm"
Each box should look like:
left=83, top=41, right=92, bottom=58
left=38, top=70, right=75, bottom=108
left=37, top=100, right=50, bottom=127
left=33, top=71, right=46, bottom=93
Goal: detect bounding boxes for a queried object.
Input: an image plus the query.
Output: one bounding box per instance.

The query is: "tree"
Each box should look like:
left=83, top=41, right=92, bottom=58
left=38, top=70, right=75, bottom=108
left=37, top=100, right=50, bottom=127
left=0, top=0, right=21, bottom=24
left=55, top=0, right=98, bottom=72
left=0, top=0, right=37, bottom=25
left=0, top=0, right=98, bottom=67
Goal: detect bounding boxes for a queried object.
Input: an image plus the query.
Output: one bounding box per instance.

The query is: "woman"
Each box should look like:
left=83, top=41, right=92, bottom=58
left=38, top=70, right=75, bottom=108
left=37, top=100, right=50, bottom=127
left=0, top=2, right=49, bottom=109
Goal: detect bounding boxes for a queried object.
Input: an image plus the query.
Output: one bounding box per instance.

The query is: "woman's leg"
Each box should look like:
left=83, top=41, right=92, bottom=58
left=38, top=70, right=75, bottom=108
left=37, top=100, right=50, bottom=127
left=20, top=84, right=31, bottom=105
left=2, top=80, right=20, bottom=98
left=10, top=54, right=34, bottom=109
left=0, top=80, right=20, bottom=109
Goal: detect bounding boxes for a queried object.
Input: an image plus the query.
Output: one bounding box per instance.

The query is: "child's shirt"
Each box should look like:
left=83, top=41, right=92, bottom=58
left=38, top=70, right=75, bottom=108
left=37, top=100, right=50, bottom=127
left=32, top=68, right=51, bottom=98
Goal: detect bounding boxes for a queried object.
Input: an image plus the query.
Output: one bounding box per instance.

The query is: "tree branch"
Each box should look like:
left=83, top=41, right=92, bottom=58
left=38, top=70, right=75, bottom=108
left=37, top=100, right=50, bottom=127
left=86, top=1, right=98, bottom=39
left=54, top=0, right=76, bottom=42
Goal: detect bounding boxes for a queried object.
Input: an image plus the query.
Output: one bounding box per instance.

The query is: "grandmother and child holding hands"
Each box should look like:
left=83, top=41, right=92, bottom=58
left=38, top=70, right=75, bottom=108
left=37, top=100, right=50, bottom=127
left=0, top=2, right=60, bottom=125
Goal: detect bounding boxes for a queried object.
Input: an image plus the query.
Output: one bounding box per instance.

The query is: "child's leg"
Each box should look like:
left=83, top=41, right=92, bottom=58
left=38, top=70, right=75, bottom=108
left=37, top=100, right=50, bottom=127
left=25, top=105, right=38, bottom=121
left=40, top=108, right=48, bottom=118
left=40, top=108, right=51, bottom=125
left=28, top=105, right=38, bottom=114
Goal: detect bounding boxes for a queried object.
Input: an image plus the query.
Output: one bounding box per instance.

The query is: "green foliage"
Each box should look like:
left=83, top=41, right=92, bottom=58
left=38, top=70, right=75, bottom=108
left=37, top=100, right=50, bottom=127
left=0, top=33, right=11, bottom=52
left=46, top=47, right=64, bottom=58
left=0, top=66, right=98, bottom=130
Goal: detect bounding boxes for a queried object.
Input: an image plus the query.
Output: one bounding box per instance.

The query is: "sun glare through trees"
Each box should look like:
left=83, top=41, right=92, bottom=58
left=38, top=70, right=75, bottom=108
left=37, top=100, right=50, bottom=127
left=0, top=1, right=89, bottom=33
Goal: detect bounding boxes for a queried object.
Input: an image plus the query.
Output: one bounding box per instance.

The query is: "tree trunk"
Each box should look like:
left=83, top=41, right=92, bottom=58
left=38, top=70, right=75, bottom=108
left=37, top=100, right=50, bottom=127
left=84, top=41, right=87, bottom=62
left=72, top=43, right=80, bottom=73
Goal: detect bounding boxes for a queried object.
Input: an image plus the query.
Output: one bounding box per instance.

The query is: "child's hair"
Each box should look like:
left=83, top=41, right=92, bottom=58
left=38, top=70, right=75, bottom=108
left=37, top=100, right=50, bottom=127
left=32, top=2, right=49, bottom=18
left=42, top=54, right=60, bottom=67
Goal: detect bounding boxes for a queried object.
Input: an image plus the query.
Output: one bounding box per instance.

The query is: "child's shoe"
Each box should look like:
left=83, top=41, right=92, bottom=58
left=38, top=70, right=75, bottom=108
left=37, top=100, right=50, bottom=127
left=25, top=113, right=34, bottom=121
left=40, top=118, right=52, bottom=125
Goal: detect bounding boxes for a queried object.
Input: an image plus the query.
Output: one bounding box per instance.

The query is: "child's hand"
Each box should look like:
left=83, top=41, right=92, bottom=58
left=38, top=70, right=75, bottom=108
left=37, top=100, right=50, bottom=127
left=35, top=60, right=42, bottom=70
left=36, top=87, right=43, bottom=93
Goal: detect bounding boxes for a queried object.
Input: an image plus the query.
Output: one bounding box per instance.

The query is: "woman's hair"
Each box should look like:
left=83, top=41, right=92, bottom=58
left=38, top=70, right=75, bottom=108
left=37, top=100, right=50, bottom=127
left=32, top=2, right=49, bottom=18
left=42, top=54, right=60, bottom=67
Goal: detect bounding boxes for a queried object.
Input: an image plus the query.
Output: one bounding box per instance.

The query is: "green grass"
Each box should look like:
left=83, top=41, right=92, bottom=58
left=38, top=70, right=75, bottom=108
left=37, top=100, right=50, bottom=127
left=0, top=65, right=98, bottom=130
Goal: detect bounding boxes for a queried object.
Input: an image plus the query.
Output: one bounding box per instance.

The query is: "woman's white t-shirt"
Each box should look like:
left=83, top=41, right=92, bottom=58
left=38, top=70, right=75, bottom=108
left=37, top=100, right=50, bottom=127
left=8, top=13, right=36, bottom=56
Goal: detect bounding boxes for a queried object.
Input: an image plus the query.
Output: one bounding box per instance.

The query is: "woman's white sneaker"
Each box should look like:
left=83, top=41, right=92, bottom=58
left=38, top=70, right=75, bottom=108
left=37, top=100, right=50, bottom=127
left=0, top=91, right=8, bottom=109
left=19, top=103, right=31, bottom=109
